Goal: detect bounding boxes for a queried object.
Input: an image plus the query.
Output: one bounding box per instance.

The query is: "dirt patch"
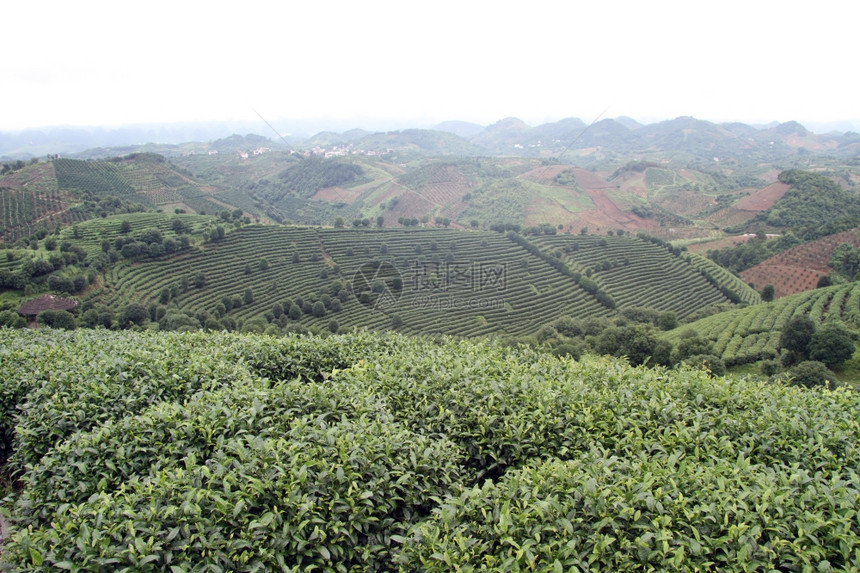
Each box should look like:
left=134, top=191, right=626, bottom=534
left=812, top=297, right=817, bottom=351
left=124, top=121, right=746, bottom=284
left=741, top=265, right=828, bottom=298
left=311, top=186, right=363, bottom=203
left=569, top=168, right=613, bottom=190
left=738, top=228, right=860, bottom=297
left=685, top=235, right=753, bottom=254
left=652, top=189, right=714, bottom=217
left=734, top=182, right=790, bottom=211
left=518, top=165, right=570, bottom=184
left=381, top=191, right=434, bottom=226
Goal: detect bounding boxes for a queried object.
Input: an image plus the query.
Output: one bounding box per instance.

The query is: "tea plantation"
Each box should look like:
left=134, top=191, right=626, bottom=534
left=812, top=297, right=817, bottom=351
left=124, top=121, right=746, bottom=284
left=1, top=327, right=859, bottom=571
left=13, top=213, right=755, bottom=338
left=666, top=281, right=860, bottom=367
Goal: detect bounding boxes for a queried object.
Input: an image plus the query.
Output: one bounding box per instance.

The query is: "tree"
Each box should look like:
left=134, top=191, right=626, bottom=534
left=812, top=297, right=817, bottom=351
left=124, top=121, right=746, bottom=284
left=817, top=275, right=834, bottom=288
left=195, top=272, right=207, bottom=289
left=334, top=217, right=345, bottom=228
left=120, top=303, right=148, bottom=328
left=37, top=310, right=77, bottom=330
left=288, top=303, right=302, bottom=320
left=761, top=284, right=775, bottom=302
left=657, top=311, right=678, bottom=331
left=595, top=324, right=658, bottom=367
left=808, top=323, right=855, bottom=368
left=120, top=242, right=141, bottom=259
left=272, top=303, right=284, bottom=319
left=0, top=310, right=26, bottom=328
left=172, top=218, right=187, bottom=234
left=119, top=220, right=131, bottom=234
left=243, top=288, right=254, bottom=305
left=328, top=319, right=339, bottom=333
left=376, top=216, right=384, bottom=227
left=673, top=329, right=712, bottom=363
left=778, top=316, right=816, bottom=363
left=681, top=354, right=726, bottom=377
left=139, top=228, right=163, bottom=245
left=312, top=301, right=327, bottom=317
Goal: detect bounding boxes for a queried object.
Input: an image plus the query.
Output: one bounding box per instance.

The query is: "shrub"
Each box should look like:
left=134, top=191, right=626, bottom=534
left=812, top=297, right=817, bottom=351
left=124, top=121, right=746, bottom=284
left=788, top=360, right=839, bottom=388
left=681, top=353, right=726, bottom=377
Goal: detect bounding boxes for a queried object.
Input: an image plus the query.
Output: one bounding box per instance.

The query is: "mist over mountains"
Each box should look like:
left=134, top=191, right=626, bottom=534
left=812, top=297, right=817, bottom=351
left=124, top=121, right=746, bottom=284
left=1, top=116, right=859, bottom=160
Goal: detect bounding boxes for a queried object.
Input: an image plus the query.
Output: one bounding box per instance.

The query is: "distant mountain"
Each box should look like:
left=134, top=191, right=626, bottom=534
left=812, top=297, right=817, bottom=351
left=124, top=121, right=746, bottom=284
left=469, top=117, right=533, bottom=153
left=0, top=122, right=282, bottom=158
left=614, top=116, right=643, bottom=130
left=352, top=129, right=484, bottom=156
left=530, top=117, right=589, bottom=143
left=304, top=129, right=372, bottom=147
left=3, top=115, right=859, bottom=162
left=573, top=118, right=635, bottom=148
left=432, top=120, right=485, bottom=138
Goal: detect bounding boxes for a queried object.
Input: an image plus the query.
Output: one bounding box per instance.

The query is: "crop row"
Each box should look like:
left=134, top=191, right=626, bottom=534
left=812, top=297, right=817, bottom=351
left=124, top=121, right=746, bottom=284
left=683, top=252, right=761, bottom=305
left=534, top=234, right=734, bottom=318
left=0, top=186, right=70, bottom=242
left=52, top=158, right=140, bottom=199
left=90, top=225, right=618, bottom=336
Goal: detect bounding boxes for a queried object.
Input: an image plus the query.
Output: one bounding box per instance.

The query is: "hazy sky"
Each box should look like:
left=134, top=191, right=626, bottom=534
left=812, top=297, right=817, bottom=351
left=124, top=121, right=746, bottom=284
left=2, top=0, right=856, bottom=131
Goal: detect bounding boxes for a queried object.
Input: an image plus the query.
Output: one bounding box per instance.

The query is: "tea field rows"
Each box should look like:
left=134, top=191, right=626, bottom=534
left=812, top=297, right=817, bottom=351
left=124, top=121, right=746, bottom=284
left=70, top=220, right=764, bottom=337
left=666, top=281, right=860, bottom=366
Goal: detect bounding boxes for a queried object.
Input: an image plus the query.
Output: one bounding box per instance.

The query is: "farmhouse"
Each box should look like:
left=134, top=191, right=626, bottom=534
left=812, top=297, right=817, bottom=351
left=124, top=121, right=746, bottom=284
left=17, top=294, right=79, bottom=326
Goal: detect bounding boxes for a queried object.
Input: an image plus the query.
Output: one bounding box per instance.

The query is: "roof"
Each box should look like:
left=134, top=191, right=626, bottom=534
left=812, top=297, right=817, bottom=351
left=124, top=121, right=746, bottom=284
left=17, top=294, right=79, bottom=316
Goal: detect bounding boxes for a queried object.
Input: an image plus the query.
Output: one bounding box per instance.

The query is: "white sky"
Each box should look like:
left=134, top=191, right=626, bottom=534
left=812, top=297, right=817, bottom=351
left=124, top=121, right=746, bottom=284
left=1, top=0, right=857, bottom=131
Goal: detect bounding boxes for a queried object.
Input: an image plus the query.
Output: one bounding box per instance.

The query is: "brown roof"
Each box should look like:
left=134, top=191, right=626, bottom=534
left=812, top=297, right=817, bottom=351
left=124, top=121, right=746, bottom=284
left=17, top=294, right=79, bottom=316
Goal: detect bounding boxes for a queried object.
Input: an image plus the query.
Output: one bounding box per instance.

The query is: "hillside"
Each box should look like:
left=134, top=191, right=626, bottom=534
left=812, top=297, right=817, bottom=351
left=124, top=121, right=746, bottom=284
left=664, top=281, right=860, bottom=367
left=0, top=154, right=234, bottom=242
left=740, top=228, right=860, bottom=298
left=0, top=214, right=757, bottom=338
left=3, top=138, right=849, bottom=246
left=2, top=328, right=859, bottom=570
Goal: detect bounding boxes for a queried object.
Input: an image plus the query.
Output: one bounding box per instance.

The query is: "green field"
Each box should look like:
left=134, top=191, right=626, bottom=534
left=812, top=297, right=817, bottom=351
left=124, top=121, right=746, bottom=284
left=2, top=328, right=859, bottom=571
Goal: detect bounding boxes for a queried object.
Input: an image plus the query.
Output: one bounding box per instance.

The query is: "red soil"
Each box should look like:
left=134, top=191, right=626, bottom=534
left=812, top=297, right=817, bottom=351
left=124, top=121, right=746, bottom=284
left=740, top=228, right=860, bottom=298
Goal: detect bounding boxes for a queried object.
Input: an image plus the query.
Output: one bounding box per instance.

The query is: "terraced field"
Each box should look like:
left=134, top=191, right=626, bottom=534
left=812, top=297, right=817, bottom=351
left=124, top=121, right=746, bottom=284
left=665, top=282, right=860, bottom=366
left=56, top=212, right=219, bottom=258
left=0, top=162, right=82, bottom=242
left=61, top=217, right=758, bottom=337
left=683, top=252, right=762, bottom=305
left=532, top=234, right=754, bottom=318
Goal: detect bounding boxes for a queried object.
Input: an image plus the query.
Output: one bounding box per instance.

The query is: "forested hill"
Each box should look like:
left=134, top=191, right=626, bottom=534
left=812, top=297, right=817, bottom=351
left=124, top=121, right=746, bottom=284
left=751, top=169, right=860, bottom=232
